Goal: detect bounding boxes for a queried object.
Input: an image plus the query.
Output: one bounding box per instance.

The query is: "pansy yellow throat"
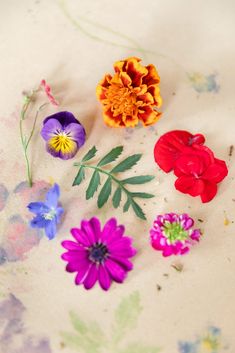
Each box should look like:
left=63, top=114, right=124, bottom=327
left=96, top=57, right=162, bottom=128
left=41, top=111, right=86, bottom=160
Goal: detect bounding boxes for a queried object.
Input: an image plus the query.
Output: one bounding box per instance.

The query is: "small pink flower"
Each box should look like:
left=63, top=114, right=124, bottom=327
left=40, top=79, right=59, bottom=106
left=150, top=213, right=201, bottom=257
left=61, top=217, right=137, bottom=291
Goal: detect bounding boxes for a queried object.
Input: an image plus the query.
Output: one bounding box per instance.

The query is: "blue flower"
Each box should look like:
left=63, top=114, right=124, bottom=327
left=27, top=183, right=64, bottom=239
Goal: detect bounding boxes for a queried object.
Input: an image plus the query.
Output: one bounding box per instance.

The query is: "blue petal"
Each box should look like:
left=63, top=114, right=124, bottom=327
left=27, top=202, right=49, bottom=215
left=45, top=221, right=57, bottom=240
left=56, top=207, right=64, bottom=222
left=45, top=183, right=60, bottom=207
left=30, top=215, right=50, bottom=229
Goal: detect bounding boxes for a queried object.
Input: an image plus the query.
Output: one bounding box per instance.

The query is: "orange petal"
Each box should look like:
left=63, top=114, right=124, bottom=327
left=125, top=57, right=148, bottom=87
left=98, top=74, right=113, bottom=88
left=143, top=64, right=160, bottom=86
left=138, top=106, right=162, bottom=126
left=147, top=85, right=162, bottom=107
left=110, top=73, right=123, bottom=85
left=137, top=92, right=154, bottom=104
left=96, top=85, right=107, bottom=101
left=103, top=107, right=125, bottom=127
left=119, top=72, right=132, bottom=87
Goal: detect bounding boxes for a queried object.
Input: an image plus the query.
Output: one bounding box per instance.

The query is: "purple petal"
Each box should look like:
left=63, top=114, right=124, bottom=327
left=43, top=111, right=80, bottom=128
left=45, top=183, right=60, bottom=207
left=75, top=261, right=91, bottom=284
left=98, top=265, right=111, bottom=291
left=45, top=221, right=57, bottom=239
left=108, top=237, right=136, bottom=258
left=56, top=207, right=64, bottom=222
left=83, top=263, right=98, bottom=290
left=105, top=225, right=125, bottom=245
left=30, top=215, right=49, bottom=228
left=81, top=220, right=97, bottom=244
left=70, top=228, right=91, bottom=247
left=41, top=119, right=62, bottom=141
left=105, top=259, right=127, bottom=283
left=64, top=123, right=86, bottom=147
left=100, top=218, right=117, bottom=243
left=109, top=255, right=133, bottom=271
left=89, top=217, right=101, bottom=242
left=27, top=202, right=50, bottom=215
left=61, top=249, right=87, bottom=261
left=190, top=229, right=201, bottom=241
left=61, top=240, right=83, bottom=251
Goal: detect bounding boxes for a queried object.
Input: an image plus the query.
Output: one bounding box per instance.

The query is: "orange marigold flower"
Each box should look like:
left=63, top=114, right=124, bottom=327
left=96, top=57, right=162, bottom=128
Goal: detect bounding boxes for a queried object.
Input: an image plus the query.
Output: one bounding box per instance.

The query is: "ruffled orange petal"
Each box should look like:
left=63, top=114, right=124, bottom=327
left=138, top=106, right=162, bottom=126
left=143, top=64, right=160, bottom=86
left=125, top=57, right=148, bottom=87
left=137, top=92, right=154, bottom=105
left=103, top=107, right=125, bottom=127
left=147, top=85, right=162, bottom=107
left=96, top=85, right=107, bottom=101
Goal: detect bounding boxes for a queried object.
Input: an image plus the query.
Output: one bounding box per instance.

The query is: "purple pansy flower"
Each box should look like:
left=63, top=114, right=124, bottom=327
left=41, top=111, right=86, bottom=160
left=27, top=183, right=64, bottom=239
left=61, top=217, right=137, bottom=291
left=150, top=213, right=201, bottom=257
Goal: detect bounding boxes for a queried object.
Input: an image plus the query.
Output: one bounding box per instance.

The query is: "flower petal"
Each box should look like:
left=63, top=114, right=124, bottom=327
left=200, top=181, right=217, bottom=203
left=43, top=111, right=80, bottom=128
left=105, top=259, right=127, bottom=283
left=30, top=215, right=49, bottom=228
left=45, top=221, right=57, bottom=240
left=98, top=265, right=111, bottom=291
left=41, top=119, right=62, bottom=141
left=61, top=240, right=83, bottom=251
left=100, top=218, right=117, bottom=243
left=174, top=154, right=205, bottom=176
left=175, top=175, right=205, bottom=197
left=125, top=57, right=148, bottom=87
left=45, top=183, right=60, bottom=207
left=202, top=160, right=228, bottom=183
left=74, top=261, right=91, bottom=284
left=70, top=228, right=91, bottom=247
left=61, top=249, right=88, bottom=261
left=108, top=255, right=133, bottom=271
left=83, top=263, right=98, bottom=290
left=46, top=137, right=78, bottom=160
left=138, top=106, right=161, bottom=126
left=108, top=237, right=136, bottom=258
left=64, top=123, right=86, bottom=147
left=105, top=225, right=125, bottom=245
left=81, top=220, right=98, bottom=244
left=27, top=202, right=49, bottom=215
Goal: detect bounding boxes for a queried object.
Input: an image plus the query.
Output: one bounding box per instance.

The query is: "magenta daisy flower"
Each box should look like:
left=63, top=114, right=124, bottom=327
left=41, top=111, right=86, bottom=160
left=150, top=213, right=201, bottom=257
left=61, top=217, right=137, bottom=291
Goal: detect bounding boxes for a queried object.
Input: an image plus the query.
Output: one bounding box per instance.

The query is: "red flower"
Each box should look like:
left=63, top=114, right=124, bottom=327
left=154, top=130, right=205, bottom=173
left=41, top=80, right=59, bottom=106
left=174, top=146, right=228, bottom=202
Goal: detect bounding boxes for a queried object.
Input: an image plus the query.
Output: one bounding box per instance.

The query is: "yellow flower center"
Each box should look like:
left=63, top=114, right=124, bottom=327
left=49, top=132, right=74, bottom=153
left=106, top=85, right=137, bottom=117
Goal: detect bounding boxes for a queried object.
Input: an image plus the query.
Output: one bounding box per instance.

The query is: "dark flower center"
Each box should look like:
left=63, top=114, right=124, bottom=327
left=89, top=243, right=108, bottom=263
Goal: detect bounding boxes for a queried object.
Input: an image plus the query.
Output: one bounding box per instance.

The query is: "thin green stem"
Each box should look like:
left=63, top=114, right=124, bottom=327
left=77, top=163, right=131, bottom=197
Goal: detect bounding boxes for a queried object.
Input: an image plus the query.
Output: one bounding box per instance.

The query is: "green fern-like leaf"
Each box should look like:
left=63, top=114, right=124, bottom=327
left=111, top=154, right=142, bottom=173
left=86, top=170, right=100, bottom=199
left=97, top=177, right=112, bottom=208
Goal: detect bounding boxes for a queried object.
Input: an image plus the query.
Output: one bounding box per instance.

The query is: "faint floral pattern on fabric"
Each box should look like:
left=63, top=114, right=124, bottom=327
left=61, top=291, right=160, bottom=353
left=124, top=124, right=158, bottom=140
left=188, top=73, right=219, bottom=93
left=0, top=294, right=51, bottom=353
left=0, top=180, right=50, bottom=265
left=178, top=326, right=228, bottom=353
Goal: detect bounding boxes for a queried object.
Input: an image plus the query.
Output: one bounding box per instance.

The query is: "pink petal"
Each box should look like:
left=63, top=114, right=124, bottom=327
left=109, top=255, right=133, bottom=271
left=105, top=259, right=127, bottom=283
left=61, top=240, right=82, bottom=251
left=162, top=246, right=174, bottom=257
left=108, top=238, right=136, bottom=258
left=61, top=249, right=87, bottom=262
left=66, top=259, right=89, bottom=273
left=83, top=263, right=98, bottom=290
left=75, top=262, right=91, bottom=285
left=105, top=225, right=125, bottom=245
left=70, top=228, right=91, bottom=247
left=81, top=220, right=97, bottom=244
left=98, top=265, right=111, bottom=291
left=89, top=217, right=102, bottom=242
left=100, top=218, right=117, bottom=243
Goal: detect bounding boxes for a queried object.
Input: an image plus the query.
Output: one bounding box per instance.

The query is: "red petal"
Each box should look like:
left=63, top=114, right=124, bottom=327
left=175, top=175, right=205, bottom=196
left=203, top=159, right=228, bottom=183
left=154, top=130, right=205, bottom=173
left=200, top=181, right=217, bottom=203
left=174, top=154, right=205, bottom=176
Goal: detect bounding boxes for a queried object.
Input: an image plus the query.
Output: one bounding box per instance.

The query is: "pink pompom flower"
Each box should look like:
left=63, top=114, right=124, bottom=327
left=40, top=79, right=59, bottom=106
left=150, top=213, right=201, bottom=257
left=61, top=217, right=137, bottom=291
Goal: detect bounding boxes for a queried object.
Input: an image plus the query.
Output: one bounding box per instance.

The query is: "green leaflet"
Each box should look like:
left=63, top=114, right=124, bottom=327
left=73, top=146, right=155, bottom=220
left=86, top=170, right=100, bottom=199
left=73, top=167, right=85, bottom=186
left=111, top=154, right=142, bottom=173
left=122, top=175, right=155, bottom=184
left=97, top=146, right=123, bottom=167
left=82, top=146, right=97, bottom=162
left=97, top=177, right=112, bottom=208
left=112, top=187, right=122, bottom=208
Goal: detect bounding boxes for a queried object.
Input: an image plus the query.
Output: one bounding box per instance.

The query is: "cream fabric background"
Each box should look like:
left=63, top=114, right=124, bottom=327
left=0, top=0, right=235, bottom=352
